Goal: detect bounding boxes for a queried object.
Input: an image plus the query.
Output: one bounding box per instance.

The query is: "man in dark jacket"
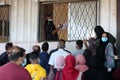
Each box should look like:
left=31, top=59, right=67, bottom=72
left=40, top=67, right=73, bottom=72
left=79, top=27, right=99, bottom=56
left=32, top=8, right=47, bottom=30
left=44, top=13, right=62, bottom=41
left=0, top=42, right=13, bottom=66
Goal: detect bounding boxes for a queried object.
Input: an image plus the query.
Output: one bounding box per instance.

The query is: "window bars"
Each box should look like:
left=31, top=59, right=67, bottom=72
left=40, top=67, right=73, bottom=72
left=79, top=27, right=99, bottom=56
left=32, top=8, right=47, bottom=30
left=39, top=0, right=100, bottom=41
left=0, top=5, right=9, bottom=42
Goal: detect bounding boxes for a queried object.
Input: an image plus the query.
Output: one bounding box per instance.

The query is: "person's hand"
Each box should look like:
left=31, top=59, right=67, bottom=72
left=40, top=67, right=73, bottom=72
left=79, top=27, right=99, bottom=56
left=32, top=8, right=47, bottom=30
left=57, top=24, right=63, bottom=29
left=83, top=39, right=87, bottom=45
left=83, top=39, right=88, bottom=48
left=48, top=70, right=55, bottom=80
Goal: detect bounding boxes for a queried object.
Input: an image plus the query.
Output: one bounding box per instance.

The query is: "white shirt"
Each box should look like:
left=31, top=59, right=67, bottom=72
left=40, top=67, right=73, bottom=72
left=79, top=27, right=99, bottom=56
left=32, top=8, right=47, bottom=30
left=48, top=49, right=70, bottom=68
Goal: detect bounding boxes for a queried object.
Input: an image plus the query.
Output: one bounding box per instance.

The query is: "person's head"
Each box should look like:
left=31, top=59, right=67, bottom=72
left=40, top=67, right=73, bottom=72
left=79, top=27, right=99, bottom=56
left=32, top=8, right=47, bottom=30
left=19, top=47, right=26, bottom=55
left=88, top=38, right=97, bottom=55
left=88, top=38, right=96, bottom=47
left=5, top=42, right=13, bottom=53
left=64, top=55, right=76, bottom=69
left=76, top=40, right=83, bottom=49
left=29, top=52, right=39, bottom=64
left=8, top=47, right=24, bottom=66
left=94, top=26, right=104, bottom=39
left=46, top=13, right=53, bottom=21
left=32, top=45, right=40, bottom=54
left=75, top=54, right=89, bottom=72
left=76, top=54, right=86, bottom=65
left=101, top=32, right=109, bottom=43
left=42, top=42, right=49, bottom=52
left=14, top=46, right=26, bottom=56
left=56, top=55, right=65, bottom=71
left=57, top=39, right=66, bottom=49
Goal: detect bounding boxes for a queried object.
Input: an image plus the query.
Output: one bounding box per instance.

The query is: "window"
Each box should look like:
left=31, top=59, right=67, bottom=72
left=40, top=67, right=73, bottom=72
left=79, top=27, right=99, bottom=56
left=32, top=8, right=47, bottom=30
left=0, top=5, right=9, bottom=42
left=38, top=0, right=100, bottom=42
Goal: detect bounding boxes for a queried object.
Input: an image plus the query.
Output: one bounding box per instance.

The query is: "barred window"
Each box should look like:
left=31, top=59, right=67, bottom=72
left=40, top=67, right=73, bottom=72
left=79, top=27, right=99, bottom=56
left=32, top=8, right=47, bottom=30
left=38, top=0, right=100, bottom=42
left=0, top=5, right=9, bottom=42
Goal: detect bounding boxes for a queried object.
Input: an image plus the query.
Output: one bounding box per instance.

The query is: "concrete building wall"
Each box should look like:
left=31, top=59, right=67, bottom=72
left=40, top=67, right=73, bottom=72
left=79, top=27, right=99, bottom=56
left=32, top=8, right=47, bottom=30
left=100, top=0, right=116, bottom=39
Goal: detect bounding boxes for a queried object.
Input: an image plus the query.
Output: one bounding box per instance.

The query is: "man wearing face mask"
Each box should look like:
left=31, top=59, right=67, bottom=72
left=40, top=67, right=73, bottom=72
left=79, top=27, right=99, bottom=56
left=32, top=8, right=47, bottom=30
left=44, top=13, right=62, bottom=41
left=0, top=46, right=32, bottom=80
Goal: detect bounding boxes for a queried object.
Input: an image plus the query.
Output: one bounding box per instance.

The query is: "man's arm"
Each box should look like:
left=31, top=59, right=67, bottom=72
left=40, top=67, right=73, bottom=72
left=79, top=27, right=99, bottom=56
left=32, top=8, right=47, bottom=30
left=47, top=65, right=55, bottom=80
left=50, top=65, right=54, bottom=72
left=52, top=24, right=63, bottom=35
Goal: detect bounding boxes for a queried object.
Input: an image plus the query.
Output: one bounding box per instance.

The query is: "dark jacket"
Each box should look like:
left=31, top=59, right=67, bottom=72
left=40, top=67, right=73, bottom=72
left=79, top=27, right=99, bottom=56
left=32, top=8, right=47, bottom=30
left=44, top=20, right=59, bottom=41
left=0, top=52, right=9, bottom=66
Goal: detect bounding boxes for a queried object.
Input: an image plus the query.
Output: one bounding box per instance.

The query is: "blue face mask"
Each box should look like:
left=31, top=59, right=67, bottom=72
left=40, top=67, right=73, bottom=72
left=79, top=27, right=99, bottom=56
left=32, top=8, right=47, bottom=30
left=21, top=58, right=27, bottom=67
left=101, top=37, right=108, bottom=42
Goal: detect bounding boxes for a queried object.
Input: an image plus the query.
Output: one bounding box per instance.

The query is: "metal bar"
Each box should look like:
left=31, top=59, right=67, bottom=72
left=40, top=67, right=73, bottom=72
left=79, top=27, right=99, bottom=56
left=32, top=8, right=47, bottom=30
left=39, top=0, right=98, bottom=4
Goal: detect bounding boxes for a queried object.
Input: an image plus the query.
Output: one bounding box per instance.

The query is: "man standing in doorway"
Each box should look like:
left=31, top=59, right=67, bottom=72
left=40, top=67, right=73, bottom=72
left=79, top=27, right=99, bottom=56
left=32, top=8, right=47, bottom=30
left=44, top=13, right=62, bottom=41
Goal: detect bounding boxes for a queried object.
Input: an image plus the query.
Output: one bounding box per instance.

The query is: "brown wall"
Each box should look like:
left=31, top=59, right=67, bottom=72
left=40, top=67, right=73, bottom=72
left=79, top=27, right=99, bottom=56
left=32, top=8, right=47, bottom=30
left=53, top=3, right=68, bottom=40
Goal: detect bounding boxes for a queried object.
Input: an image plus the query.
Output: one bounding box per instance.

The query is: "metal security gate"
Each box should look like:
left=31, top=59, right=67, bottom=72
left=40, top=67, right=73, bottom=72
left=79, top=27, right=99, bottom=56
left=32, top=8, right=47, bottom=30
left=0, top=5, right=9, bottom=42
left=38, top=0, right=100, bottom=41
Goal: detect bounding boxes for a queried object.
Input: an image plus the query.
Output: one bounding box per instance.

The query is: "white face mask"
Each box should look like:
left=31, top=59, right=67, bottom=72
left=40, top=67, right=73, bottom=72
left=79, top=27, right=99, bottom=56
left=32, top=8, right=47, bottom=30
left=48, top=19, right=53, bottom=22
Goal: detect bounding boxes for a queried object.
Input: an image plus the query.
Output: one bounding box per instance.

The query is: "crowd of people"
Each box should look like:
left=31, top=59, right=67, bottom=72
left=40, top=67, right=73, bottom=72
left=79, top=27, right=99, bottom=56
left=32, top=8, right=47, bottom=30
left=0, top=26, right=120, bottom=80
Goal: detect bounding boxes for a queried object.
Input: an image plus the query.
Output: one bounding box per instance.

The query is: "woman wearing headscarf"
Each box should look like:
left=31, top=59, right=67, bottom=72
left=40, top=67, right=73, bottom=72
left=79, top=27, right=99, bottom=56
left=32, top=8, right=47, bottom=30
left=84, top=48, right=112, bottom=80
left=62, top=55, right=79, bottom=80
left=89, top=32, right=115, bottom=80
left=75, top=54, right=89, bottom=80
left=98, top=32, right=115, bottom=71
left=83, top=32, right=115, bottom=80
left=83, top=49, right=93, bottom=68
left=94, top=26, right=116, bottom=47
left=88, top=38, right=97, bottom=55
left=55, top=55, right=65, bottom=80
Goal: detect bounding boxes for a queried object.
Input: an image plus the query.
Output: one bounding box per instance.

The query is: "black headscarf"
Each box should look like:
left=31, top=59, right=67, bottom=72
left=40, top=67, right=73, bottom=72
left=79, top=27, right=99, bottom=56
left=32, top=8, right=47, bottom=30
left=83, top=49, right=93, bottom=68
left=94, top=32, right=109, bottom=68
left=94, top=26, right=105, bottom=39
left=98, top=32, right=109, bottom=50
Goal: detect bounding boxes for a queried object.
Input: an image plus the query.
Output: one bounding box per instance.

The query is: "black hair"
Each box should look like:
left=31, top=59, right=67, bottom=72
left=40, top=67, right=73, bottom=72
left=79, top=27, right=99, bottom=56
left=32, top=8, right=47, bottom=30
left=46, top=12, right=52, bottom=17
left=42, top=42, right=49, bottom=51
left=32, top=45, right=40, bottom=53
left=83, top=49, right=92, bottom=67
left=59, top=39, right=65, bottom=44
left=29, top=52, right=39, bottom=61
left=8, top=48, right=24, bottom=61
left=94, top=26, right=105, bottom=39
left=5, top=42, right=13, bottom=50
left=76, top=40, right=83, bottom=48
left=19, top=47, right=25, bottom=54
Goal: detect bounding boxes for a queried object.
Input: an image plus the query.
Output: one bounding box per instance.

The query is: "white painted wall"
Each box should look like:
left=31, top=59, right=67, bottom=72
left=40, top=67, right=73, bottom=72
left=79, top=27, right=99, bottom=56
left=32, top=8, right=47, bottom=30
left=10, top=0, right=38, bottom=43
left=0, top=0, right=117, bottom=54
left=100, top=0, right=116, bottom=38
